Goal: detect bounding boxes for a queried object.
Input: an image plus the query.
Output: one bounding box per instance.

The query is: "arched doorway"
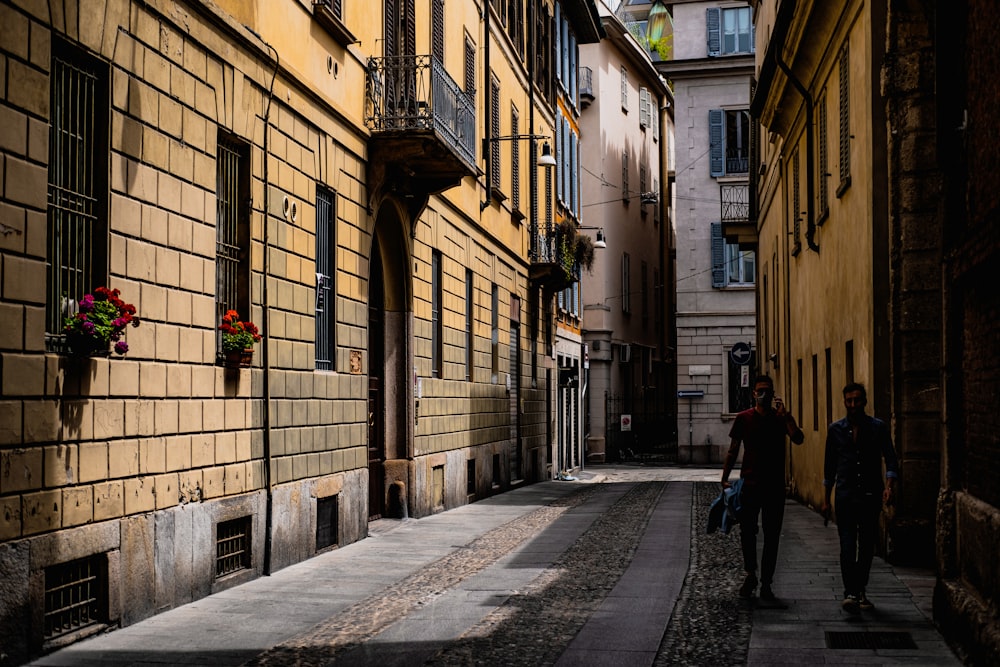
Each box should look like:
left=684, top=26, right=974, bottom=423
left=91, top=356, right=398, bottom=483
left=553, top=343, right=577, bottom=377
left=368, top=201, right=412, bottom=520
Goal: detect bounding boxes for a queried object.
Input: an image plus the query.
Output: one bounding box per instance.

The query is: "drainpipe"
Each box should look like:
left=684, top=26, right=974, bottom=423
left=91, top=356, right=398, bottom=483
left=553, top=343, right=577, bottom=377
left=247, top=27, right=278, bottom=576
left=774, top=50, right=819, bottom=253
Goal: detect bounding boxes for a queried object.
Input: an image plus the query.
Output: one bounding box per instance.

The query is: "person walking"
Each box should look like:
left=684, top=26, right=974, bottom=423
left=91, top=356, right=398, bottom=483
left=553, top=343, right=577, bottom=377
left=721, top=374, right=805, bottom=600
left=821, top=382, right=900, bottom=614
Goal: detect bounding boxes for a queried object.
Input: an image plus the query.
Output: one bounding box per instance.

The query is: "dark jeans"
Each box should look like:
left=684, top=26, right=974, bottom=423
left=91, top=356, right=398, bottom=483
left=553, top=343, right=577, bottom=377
left=835, top=492, right=882, bottom=596
left=738, top=484, right=786, bottom=585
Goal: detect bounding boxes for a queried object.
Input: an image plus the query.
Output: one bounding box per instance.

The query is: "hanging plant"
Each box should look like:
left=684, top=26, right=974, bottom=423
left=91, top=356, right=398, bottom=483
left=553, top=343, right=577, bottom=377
left=574, top=233, right=596, bottom=272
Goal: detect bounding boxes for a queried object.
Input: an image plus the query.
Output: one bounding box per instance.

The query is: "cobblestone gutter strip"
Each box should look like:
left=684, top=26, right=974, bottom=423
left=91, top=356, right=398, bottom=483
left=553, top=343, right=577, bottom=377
left=244, top=485, right=600, bottom=667
left=654, top=482, right=751, bottom=666
left=427, top=482, right=667, bottom=667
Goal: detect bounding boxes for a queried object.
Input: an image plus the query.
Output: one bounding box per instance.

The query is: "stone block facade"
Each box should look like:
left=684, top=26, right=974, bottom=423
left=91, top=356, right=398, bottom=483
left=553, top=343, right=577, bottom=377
left=0, top=0, right=587, bottom=661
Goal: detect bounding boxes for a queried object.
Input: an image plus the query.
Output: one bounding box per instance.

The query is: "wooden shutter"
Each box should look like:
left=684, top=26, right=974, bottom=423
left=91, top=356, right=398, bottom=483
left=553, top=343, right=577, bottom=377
left=711, top=223, right=726, bottom=287
left=707, top=8, right=721, bottom=56
left=490, top=77, right=501, bottom=183
left=464, top=37, right=475, bottom=94
left=838, top=44, right=850, bottom=183
left=639, top=87, right=649, bottom=128
left=433, top=0, right=444, bottom=63
left=709, top=109, right=725, bottom=176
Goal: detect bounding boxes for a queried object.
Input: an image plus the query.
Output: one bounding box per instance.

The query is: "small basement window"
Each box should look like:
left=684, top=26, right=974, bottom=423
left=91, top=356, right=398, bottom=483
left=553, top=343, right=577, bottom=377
left=44, top=555, right=107, bottom=640
left=216, top=516, right=252, bottom=578
left=316, top=495, right=339, bottom=551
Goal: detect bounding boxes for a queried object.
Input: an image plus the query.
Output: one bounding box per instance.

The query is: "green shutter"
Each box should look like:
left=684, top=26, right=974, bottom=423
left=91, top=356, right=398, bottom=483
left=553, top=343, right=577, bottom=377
left=709, top=109, right=725, bottom=177
left=711, top=223, right=726, bottom=288
left=707, top=8, right=721, bottom=57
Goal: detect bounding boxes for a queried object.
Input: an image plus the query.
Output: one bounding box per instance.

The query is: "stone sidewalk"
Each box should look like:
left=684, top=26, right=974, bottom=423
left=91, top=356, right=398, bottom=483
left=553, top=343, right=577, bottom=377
left=27, top=465, right=962, bottom=666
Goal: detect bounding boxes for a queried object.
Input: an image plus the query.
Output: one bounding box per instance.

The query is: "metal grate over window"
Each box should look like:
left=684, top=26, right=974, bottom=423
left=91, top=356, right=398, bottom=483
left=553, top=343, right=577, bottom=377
left=315, top=186, right=336, bottom=370
left=44, top=555, right=105, bottom=639
left=46, top=41, right=109, bottom=344
left=216, top=516, right=252, bottom=577
left=215, top=135, right=250, bottom=359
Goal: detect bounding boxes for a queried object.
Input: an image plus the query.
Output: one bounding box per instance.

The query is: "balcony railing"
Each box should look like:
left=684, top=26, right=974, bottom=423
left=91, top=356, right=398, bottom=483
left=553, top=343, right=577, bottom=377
left=365, top=55, right=476, bottom=171
left=529, top=222, right=578, bottom=292
left=726, top=151, right=749, bottom=175
left=721, top=183, right=749, bottom=222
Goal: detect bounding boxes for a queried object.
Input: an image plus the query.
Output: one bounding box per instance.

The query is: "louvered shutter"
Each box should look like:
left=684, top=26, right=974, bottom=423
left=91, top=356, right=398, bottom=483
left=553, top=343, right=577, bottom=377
left=433, top=0, right=444, bottom=63
left=639, top=87, right=649, bottom=128
left=707, top=8, right=721, bottom=57
left=711, top=222, right=726, bottom=287
left=464, top=38, right=475, bottom=94
left=385, top=0, right=397, bottom=110
left=709, top=109, right=725, bottom=176
left=490, top=77, right=501, bottom=182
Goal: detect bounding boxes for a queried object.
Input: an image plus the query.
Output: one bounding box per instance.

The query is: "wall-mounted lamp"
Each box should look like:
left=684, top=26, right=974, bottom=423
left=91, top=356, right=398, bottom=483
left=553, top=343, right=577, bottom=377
left=537, top=142, right=557, bottom=167
left=640, top=191, right=659, bottom=205
left=481, top=134, right=555, bottom=211
left=578, top=226, right=607, bottom=249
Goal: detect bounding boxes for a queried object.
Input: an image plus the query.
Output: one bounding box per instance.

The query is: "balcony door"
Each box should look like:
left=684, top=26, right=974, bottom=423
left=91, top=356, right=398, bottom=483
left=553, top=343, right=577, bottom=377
left=384, top=0, right=416, bottom=116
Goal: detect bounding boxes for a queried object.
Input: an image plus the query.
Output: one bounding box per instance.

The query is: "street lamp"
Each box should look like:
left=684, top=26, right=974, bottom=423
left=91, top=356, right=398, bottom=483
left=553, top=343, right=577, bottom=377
left=481, top=134, right=555, bottom=211
left=578, top=226, right=607, bottom=249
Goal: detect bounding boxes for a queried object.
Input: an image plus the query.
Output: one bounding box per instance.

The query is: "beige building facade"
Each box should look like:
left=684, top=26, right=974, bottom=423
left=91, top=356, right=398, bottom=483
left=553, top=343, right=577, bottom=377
left=751, top=0, right=1000, bottom=660
left=579, top=0, right=675, bottom=464
left=0, top=0, right=600, bottom=660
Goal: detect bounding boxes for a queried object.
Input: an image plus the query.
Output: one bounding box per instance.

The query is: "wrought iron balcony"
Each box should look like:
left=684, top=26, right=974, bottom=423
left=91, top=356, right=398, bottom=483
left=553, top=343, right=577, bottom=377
left=529, top=222, right=579, bottom=293
left=720, top=183, right=757, bottom=247
left=365, top=55, right=477, bottom=201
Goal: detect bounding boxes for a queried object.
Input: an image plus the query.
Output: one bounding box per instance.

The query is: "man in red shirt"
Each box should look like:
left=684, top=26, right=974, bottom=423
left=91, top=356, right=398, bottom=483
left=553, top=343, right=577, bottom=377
left=721, top=374, right=805, bottom=600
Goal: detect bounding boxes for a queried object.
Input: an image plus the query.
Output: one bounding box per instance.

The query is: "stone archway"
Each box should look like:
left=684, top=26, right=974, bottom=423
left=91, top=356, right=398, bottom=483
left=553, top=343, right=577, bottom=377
left=368, top=199, right=413, bottom=519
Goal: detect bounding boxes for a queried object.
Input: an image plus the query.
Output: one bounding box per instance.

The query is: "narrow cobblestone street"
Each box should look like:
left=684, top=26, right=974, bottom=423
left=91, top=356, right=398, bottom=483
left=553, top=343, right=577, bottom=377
left=30, top=466, right=960, bottom=667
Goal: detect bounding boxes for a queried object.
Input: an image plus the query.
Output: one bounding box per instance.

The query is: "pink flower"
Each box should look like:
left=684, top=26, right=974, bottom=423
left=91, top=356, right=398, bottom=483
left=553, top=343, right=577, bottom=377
left=114, top=341, right=129, bottom=355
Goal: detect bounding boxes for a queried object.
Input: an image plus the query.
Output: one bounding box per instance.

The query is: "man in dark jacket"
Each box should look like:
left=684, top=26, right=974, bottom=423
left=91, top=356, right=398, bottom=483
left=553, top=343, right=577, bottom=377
left=721, top=374, right=804, bottom=600
left=821, top=382, right=899, bottom=614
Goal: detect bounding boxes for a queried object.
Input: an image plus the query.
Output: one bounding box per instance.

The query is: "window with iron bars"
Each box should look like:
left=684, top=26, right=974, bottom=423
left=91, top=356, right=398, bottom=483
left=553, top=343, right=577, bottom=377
left=46, top=39, right=110, bottom=348
left=216, top=516, right=252, bottom=577
left=215, top=134, right=251, bottom=359
left=44, top=554, right=108, bottom=640
left=315, top=186, right=336, bottom=370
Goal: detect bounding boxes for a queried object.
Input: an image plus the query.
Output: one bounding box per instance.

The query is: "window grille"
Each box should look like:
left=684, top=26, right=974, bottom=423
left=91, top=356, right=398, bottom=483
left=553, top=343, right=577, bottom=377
left=316, top=187, right=336, bottom=370
left=44, top=555, right=106, bottom=639
left=432, top=250, right=443, bottom=377
left=215, top=135, right=250, bottom=358
left=46, top=40, right=109, bottom=343
left=216, top=516, right=252, bottom=577
left=465, top=269, right=474, bottom=381
left=316, top=495, right=339, bottom=550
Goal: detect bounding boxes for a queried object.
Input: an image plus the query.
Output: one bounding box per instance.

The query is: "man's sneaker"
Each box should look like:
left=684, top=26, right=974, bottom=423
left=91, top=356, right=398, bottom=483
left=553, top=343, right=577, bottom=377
left=858, top=592, right=875, bottom=610
left=739, top=572, right=758, bottom=598
left=759, top=584, right=776, bottom=601
left=842, top=594, right=861, bottom=615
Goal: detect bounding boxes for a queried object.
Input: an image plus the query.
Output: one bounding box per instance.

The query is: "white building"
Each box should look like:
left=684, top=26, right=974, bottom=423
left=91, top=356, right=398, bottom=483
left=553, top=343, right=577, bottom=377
left=656, top=0, right=756, bottom=462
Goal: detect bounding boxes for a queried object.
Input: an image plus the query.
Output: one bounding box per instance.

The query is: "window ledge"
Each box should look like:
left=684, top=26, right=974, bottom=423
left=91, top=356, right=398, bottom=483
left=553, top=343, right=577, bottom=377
left=836, top=175, right=852, bottom=199
left=313, top=1, right=358, bottom=48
